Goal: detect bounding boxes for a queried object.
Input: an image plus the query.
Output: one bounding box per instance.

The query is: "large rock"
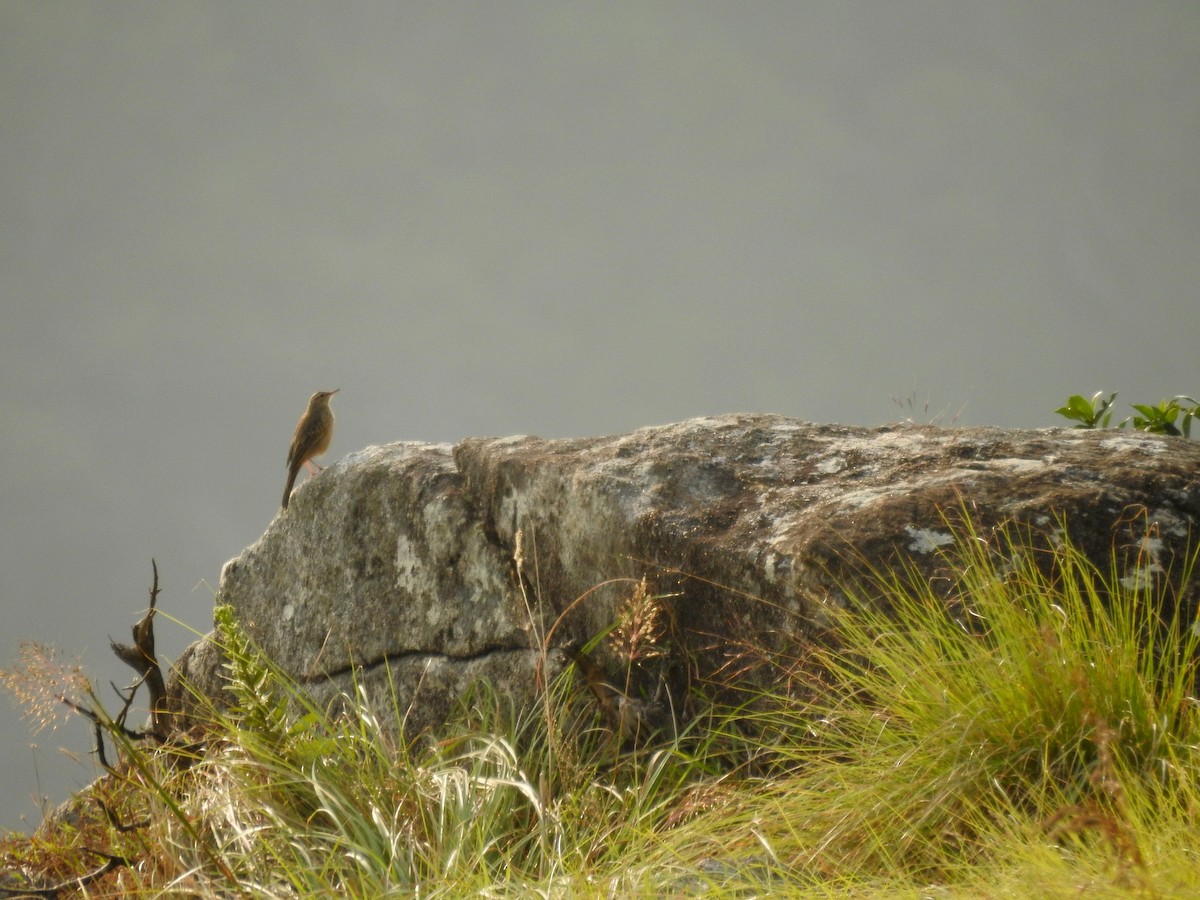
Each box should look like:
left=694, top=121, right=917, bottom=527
left=171, top=415, right=1200, bottom=737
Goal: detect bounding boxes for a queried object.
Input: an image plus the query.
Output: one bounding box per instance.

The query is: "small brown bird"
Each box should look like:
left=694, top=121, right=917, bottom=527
left=281, top=389, right=339, bottom=509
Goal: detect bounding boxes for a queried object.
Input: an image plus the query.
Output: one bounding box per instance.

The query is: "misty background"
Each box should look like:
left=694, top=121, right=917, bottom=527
left=2, top=2, right=1197, bottom=833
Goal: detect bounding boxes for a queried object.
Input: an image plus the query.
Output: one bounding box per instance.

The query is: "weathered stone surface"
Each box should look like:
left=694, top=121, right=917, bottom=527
left=172, top=415, right=1200, bottom=737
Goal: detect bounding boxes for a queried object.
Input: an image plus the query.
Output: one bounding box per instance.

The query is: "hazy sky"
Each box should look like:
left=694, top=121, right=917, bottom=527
left=2, top=2, right=1197, bottom=832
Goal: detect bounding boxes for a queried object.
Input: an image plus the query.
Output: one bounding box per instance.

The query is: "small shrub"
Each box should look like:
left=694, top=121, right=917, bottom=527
left=1056, top=391, right=1198, bottom=437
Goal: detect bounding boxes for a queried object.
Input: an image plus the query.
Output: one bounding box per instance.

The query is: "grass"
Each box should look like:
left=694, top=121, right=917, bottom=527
left=3, top=516, right=1199, bottom=896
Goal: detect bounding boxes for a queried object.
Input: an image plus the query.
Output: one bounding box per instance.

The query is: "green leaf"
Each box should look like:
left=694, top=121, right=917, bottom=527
left=1054, top=392, right=1116, bottom=429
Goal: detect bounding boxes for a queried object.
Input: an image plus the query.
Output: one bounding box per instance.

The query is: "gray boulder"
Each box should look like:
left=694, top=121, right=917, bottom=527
left=171, top=414, right=1200, bottom=738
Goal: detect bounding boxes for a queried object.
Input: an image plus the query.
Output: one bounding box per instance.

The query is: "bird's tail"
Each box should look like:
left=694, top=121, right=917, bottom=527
left=282, top=465, right=300, bottom=509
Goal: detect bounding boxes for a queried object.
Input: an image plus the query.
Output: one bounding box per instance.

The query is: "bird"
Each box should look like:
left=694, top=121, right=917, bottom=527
left=281, top=389, right=339, bottom=509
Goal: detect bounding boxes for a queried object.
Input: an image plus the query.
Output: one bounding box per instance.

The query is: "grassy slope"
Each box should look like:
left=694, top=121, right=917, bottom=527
left=2, top=518, right=1198, bottom=897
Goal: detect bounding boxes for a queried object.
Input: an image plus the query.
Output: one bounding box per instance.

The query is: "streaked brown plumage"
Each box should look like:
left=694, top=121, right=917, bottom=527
left=281, top=389, right=338, bottom=509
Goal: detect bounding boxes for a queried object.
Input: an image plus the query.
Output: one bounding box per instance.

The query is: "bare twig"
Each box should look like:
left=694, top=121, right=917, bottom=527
left=56, top=695, right=140, bottom=773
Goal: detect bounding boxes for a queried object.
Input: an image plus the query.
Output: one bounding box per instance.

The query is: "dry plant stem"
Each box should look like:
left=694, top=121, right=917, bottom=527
left=540, top=577, right=643, bottom=657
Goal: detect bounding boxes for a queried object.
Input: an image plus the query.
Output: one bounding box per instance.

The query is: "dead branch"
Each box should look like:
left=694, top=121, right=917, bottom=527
left=109, top=559, right=168, bottom=740
left=0, top=848, right=133, bottom=898
left=95, top=797, right=149, bottom=833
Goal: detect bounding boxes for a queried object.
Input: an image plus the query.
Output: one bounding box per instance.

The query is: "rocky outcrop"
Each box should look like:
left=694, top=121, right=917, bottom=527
left=171, top=415, right=1200, bottom=738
